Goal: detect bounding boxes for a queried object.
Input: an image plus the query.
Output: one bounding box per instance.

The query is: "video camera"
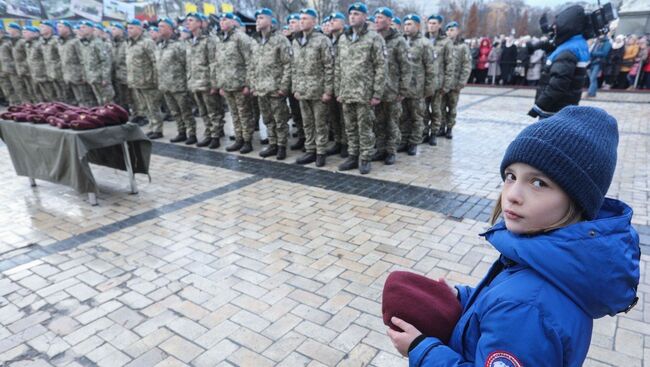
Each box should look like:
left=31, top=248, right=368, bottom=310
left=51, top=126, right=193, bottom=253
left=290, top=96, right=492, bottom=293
left=539, top=2, right=617, bottom=41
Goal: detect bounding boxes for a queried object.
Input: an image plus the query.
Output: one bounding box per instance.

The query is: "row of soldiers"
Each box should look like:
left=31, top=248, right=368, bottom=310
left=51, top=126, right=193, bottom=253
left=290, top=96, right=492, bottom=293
left=0, top=2, right=471, bottom=174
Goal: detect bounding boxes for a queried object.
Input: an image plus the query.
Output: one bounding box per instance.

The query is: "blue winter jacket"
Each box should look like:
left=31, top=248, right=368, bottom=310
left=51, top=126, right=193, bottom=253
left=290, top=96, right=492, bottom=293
left=409, top=198, right=640, bottom=367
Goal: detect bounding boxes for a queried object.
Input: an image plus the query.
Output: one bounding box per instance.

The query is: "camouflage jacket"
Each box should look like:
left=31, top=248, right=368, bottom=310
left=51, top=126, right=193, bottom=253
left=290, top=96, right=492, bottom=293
left=0, top=38, right=16, bottom=75
left=291, top=29, right=333, bottom=99
left=12, top=38, right=30, bottom=77
left=112, top=37, right=128, bottom=83
left=155, top=37, right=187, bottom=93
left=58, top=35, right=85, bottom=84
left=403, top=32, right=434, bottom=99
left=79, top=36, right=111, bottom=84
left=41, top=36, right=63, bottom=81
left=186, top=34, right=215, bottom=92
left=215, top=29, right=252, bottom=91
left=379, top=28, right=411, bottom=101
left=426, top=32, right=454, bottom=91
left=449, top=38, right=472, bottom=90
left=330, top=30, right=343, bottom=60
left=25, top=38, right=48, bottom=83
left=126, top=33, right=157, bottom=89
left=335, top=23, right=386, bottom=103
left=249, top=30, right=292, bottom=97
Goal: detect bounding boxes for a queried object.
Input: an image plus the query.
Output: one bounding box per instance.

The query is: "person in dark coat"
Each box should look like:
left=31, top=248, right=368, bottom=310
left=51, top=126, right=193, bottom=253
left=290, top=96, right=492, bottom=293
left=499, top=37, right=517, bottom=85
left=603, top=35, right=625, bottom=89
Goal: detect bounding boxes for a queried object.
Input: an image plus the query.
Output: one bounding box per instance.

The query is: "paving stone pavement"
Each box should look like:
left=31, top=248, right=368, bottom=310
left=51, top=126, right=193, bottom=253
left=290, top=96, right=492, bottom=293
left=0, top=86, right=649, bottom=366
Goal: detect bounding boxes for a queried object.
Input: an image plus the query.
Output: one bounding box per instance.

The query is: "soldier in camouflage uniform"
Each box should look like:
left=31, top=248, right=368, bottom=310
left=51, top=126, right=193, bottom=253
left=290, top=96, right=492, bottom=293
left=335, top=3, right=387, bottom=175
left=372, top=8, right=410, bottom=166
left=285, top=13, right=305, bottom=151
left=249, top=8, right=292, bottom=161
left=23, top=26, right=47, bottom=102
left=443, top=22, right=471, bottom=139
left=78, top=22, right=113, bottom=105
left=110, top=23, right=131, bottom=112
left=156, top=18, right=197, bottom=144
left=0, top=25, right=19, bottom=105
left=325, top=12, right=348, bottom=158
left=425, top=15, right=454, bottom=145
left=398, top=14, right=434, bottom=156
left=57, top=21, right=94, bottom=106
left=291, top=8, right=334, bottom=167
left=11, top=26, right=34, bottom=103
left=40, top=22, right=72, bottom=103
left=126, top=19, right=164, bottom=138
left=186, top=13, right=223, bottom=148
left=216, top=13, right=255, bottom=154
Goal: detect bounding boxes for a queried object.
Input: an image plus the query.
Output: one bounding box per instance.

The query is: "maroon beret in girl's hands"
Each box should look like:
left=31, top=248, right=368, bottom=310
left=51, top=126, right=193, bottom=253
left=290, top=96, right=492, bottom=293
left=382, top=271, right=462, bottom=343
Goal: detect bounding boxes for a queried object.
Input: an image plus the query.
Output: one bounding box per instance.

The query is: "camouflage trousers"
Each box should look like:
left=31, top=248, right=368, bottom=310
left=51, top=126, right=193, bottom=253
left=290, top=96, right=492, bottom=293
left=426, top=89, right=445, bottom=134
left=9, top=75, right=31, bottom=104
left=224, top=90, right=254, bottom=143
left=259, top=95, right=290, bottom=147
left=400, top=98, right=425, bottom=145
left=134, top=88, right=163, bottom=134
left=375, top=101, right=402, bottom=154
left=192, top=90, right=224, bottom=139
left=36, top=81, right=57, bottom=102
left=288, top=94, right=303, bottom=139
left=90, top=82, right=115, bottom=105
left=299, top=99, right=329, bottom=154
left=442, top=90, right=460, bottom=129
left=0, top=75, right=18, bottom=105
left=164, top=91, right=197, bottom=136
left=343, top=102, right=375, bottom=161
left=52, top=81, right=75, bottom=104
left=69, top=83, right=96, bottom=107
left=113, top=82, right=131, bottom=111
left=329, top=99, right=346, bottom=145
left=22, top=76, right=38, bottom=103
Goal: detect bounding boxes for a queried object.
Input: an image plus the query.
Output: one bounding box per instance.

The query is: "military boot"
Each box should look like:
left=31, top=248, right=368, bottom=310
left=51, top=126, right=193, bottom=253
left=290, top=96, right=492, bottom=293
left=170, top=132, right=187, bottom=143
left=359, top=160, right=371, bottom=174
left=208, top=138, right=220, bottom=150
left=197, top=136, right=212, bottom=147
left=239, top=141, right=253, bottom=154
left=185, top=135, right=198, bottom=145
left=338, top=155, right=359, bottom=171
left=397, top=142, right=408, bottom=153
left=276, top=146, right=287, bottom=161
left=295, top=152, right=316, bottom=165
left=436, top=126, right=446, bottom=137
left=340, top=144, right=349, bottom=158
left=428, top=134, right=437, bottom=146
left=226, top=139, right=244, bottom=152
left=315, top=154, right=326, bottom=167
left=259, top=144, right=278, bottom=158
left=290, top=138, right=305, bottom=151
left=325, top=142, right=342, bottom=156
left=407, top=144, right=417, bottom=156
left=384, top=153, right=396, bottom=165
left=370, top=150, right=387, bottom=162
left=445, top=127, right=453, bottom=139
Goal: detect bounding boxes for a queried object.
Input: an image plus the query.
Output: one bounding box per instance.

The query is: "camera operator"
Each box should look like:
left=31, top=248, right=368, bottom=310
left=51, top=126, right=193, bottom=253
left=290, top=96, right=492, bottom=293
left=528, top=5, right=590, bottom=119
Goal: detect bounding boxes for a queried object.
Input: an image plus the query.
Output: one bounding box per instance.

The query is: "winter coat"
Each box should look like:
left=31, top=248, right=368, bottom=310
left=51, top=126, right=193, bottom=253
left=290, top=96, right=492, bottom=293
left=531, top=35, right=589, bottom=118
left=526, top=49, right=544, bottom=81
left=477, top=39, right=491, bottom=70
left=487, top=46, right=501, bottom=78
left=409, top=198, right=640, bottom=367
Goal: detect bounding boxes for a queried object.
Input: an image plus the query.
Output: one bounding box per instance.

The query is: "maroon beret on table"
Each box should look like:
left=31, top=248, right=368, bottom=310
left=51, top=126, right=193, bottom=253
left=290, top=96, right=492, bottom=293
left=382, top=271, right=462, bottom=343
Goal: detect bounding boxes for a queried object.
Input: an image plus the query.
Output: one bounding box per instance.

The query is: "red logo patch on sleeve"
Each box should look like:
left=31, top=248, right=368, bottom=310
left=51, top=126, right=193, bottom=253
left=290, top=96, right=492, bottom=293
left=485, top=351, right=523, bottom=367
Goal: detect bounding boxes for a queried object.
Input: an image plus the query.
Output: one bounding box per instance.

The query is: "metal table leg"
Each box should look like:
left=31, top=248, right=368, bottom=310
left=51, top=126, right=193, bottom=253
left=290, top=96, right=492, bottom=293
left=29, top=178, right=36, bottom=187
left=122, top=141, right=138, bottom=194
left=88, top=192, right=98, bottom=206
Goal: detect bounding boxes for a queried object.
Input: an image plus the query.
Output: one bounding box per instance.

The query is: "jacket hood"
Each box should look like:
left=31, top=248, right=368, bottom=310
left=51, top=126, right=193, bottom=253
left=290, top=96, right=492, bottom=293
left=554, top=5, right=587, bottom=45
left=482, top=198, right=640, bottom=319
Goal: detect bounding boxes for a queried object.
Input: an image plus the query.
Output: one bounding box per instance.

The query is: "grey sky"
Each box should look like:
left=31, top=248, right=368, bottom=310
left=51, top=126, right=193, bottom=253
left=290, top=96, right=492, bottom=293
left=411, top=0, right=570, bottom=15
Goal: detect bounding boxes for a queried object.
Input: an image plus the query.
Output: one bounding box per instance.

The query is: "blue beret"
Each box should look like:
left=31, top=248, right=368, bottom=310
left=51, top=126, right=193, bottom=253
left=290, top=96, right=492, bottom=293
left=93, top=22, right=103, bottom=29
left=149, top=26, right=158, bottom=32
left=272, top=18, right=278, bottom=25
left=41, top=21, right=56, bottom=30
left=255, top=8, right=273, bottom=18
left=198, top=13, right=208, bottom=21
left=8, top=23, right=21, bottom=31
left=73, top=25, right=80, bottom=30
left=428, top=15, right=444, bottom=23
left=223, top=13, right=237, bottom=20
left=110, top=22, right=125, bottom=30
left=186, top=12, right=201, bottom=20
left=24, top=25, right=39, bottom=33
left=286, top=13, right=300, bottom=22
left=445, top=21, right=459, bottom=30
left=368, top=16, right=376, bottom=22
left=127, top=19, right=142, bottom=27
left=79, top=20, right=94, bottom=28
left=283, top=25, right=289, bottom=30
left=58, top=21, right=73, bottom=30
left=392, top=17, right=401, bottom=25
left=374, top=7, right=393, bottom=18
left=179, top=26, right=191, bottom=34
left=404, top=14, right=421, bottom=24
left=159, top=17, right=174, bottom=28
left=323, top=16, right=331, bottom=23
left=330, top=12, right=345, bottom=20
left=348, top=2, right=368, bottom=14
left=300, top=8, right=318, bottom=18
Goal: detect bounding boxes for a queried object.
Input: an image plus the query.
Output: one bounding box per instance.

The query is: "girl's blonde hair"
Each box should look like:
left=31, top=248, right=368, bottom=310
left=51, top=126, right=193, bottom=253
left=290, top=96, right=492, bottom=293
left=489, top=193, right=584, bottom=233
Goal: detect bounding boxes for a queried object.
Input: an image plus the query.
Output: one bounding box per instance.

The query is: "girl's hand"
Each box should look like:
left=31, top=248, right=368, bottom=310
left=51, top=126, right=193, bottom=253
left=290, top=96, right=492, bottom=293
left=387, top=317, right=422, bottom=357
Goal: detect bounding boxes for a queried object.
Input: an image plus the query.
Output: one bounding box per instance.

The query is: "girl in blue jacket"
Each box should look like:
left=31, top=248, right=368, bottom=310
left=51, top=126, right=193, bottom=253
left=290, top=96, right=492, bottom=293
left=388, top=106, right=640, bottom=367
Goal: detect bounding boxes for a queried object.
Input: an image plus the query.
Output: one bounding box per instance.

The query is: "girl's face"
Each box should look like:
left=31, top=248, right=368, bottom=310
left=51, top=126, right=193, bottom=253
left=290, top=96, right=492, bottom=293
left=501, top=163, right=572, bottom=234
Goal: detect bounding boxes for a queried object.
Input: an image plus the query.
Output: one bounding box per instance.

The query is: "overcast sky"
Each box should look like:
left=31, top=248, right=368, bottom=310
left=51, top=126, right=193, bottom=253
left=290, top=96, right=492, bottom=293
left=411, top=0, right=571, bottom=15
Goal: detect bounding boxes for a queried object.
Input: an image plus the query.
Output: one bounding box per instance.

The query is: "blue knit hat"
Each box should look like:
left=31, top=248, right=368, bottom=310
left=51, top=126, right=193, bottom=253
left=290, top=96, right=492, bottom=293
left=500, top=106, right=619, bottom=220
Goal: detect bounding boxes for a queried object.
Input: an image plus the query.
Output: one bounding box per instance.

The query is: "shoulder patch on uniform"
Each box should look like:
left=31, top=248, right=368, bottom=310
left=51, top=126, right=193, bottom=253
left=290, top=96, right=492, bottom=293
left=485, top=351, right=522, bottom=367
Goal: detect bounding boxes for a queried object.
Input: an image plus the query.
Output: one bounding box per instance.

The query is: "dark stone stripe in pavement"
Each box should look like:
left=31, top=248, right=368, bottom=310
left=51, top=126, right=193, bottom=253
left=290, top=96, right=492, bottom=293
left=0, top=175, right=263, bottom=272
left=458, top=117, right=650, bottom=137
